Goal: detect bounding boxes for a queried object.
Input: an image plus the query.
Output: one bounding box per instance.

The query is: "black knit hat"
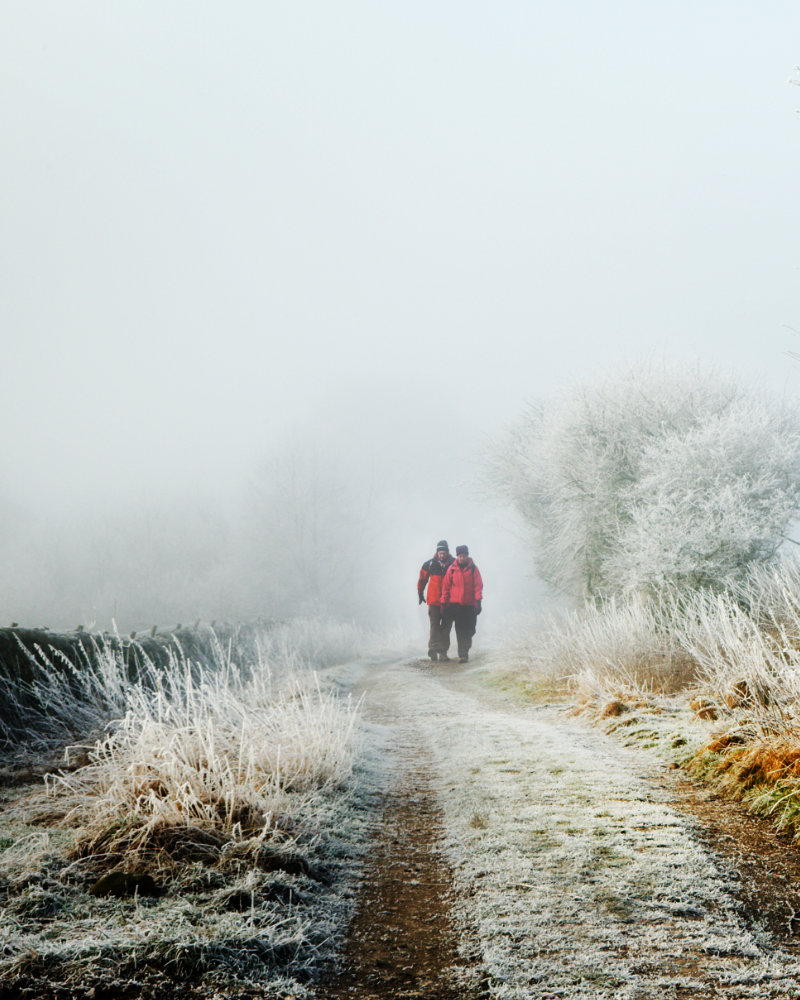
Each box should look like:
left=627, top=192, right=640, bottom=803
left=436, top=540, right=449, bottom=552
left=456, top=544, right=469, bottom=556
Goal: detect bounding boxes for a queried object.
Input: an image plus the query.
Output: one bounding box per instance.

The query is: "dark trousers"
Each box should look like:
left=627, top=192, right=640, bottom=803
left=442, top=604, right=477, bottom=658
left=428, top=606, right=452, bottom=654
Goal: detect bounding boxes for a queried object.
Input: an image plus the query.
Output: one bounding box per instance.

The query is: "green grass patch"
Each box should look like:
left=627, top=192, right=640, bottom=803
left=481, top=667, right=569, bottom=705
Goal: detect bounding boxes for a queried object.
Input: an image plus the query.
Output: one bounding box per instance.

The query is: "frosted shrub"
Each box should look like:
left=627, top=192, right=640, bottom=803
left=51, top=664, right=360, bottom=858
left=487, top=364, right=800, bottom=600
left=0, top=630, right=158, bottom=747
left=612, top=401, right=800, bottom=594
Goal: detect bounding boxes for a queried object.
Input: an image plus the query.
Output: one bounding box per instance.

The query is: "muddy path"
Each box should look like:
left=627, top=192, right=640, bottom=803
left=316, top=745, right=483, bottom=999
left=319, top=656, right=800, bottom=1000
left=315, top=665, right=486, bottom=1000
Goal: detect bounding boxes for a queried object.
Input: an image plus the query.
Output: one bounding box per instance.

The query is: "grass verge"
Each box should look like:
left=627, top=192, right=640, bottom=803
left=491, top=564, right=800, bottom=845
left=0, top=618, right=369, bottom=996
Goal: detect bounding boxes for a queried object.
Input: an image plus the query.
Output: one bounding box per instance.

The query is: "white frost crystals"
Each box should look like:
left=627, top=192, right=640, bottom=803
left=49, top=668, right=360, bottom=854
left=486, top=364, right=800, bottom=600
left=376, top=661, right=800, bottom=999
left=0, top=620, right=369, bottom=994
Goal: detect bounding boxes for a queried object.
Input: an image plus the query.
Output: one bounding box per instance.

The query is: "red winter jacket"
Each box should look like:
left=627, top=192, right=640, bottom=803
left=441, top=559, right=483, bottom=606
left=418, top=553, right=455, bottom=605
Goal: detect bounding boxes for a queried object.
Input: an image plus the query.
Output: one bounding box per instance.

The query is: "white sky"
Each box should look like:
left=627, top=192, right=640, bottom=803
left=1, top=2, right=800, bottom=626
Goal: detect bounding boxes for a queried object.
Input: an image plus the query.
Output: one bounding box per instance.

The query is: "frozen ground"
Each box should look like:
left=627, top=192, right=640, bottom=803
left=5, top=651, right=800, bottom=998
left=326, top=655, right=800, bottom=999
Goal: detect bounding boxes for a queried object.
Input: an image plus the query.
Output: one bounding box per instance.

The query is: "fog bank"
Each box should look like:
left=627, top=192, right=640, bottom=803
left=0, top=384, right=541, bottom=635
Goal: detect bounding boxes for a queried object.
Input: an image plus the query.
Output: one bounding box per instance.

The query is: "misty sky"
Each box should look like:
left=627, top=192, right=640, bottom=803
left=2, top=2, right=800, bottom=630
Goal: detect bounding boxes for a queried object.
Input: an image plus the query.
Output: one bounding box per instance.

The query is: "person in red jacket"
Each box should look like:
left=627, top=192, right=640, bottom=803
left=417, top=540, right=455, bottom=660
left=441, top=544, right=483, bottom=663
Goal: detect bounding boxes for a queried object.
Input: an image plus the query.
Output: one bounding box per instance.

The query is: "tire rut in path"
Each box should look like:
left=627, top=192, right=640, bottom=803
left=316, top=749, right=483, bottom=1000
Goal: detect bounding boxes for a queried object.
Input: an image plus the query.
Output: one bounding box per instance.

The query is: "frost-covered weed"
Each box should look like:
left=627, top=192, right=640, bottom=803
left=50, top=667, right=360, bottom=858
left=496, top=558, right=800, bottom=715
left=677, top=592, right=796, bottom=718
left=666, top=571, right=800, bottom=835
left=38, top=618, right=365, bottom=859
left=674, top=566, right=800, bottom=729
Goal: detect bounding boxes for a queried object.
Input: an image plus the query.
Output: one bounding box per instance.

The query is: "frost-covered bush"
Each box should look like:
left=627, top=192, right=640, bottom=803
left=50, top=664, right=359, bottom=858
left=610, top=400, right=800, bottom=594
left=487, top=364, right=800, bottom=600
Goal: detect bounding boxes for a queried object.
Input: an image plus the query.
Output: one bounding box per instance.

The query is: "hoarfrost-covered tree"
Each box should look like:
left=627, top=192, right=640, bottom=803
left=487, top=365, right=800, bottom=600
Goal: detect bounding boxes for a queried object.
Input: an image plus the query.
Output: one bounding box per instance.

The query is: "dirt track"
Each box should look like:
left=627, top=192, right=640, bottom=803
left=316, top=744, right=481, bottom=999
left=315, top=656, right=800, bottom=1000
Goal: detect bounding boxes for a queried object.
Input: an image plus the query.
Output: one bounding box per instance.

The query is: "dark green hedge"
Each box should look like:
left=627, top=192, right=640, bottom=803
left=0, top=622, right=274, bottom=749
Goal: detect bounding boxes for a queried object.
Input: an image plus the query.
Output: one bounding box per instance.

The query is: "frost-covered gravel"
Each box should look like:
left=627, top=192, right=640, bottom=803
left=330, top=657, right=800, bottom=999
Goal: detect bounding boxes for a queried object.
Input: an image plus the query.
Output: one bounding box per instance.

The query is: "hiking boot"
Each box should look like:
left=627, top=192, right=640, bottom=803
left=428, top=651, right=438, bottom=661
left=439, top=653, right=450, bottom=661
left=458, top=654, right=468, bottom=663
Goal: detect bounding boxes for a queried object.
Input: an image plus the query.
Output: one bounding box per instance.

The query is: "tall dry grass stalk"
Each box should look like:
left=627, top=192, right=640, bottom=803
left=675, top=576, right=800, bottom=735
left=669, top=568, right=800, bottom=835
left=505, top=559, right=800, bottom=718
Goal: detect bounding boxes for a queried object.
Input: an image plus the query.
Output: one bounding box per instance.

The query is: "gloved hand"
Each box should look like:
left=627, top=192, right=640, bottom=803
left=418, top=594, right=425, bottom=605
left=476, top=600, right=482, bottom=615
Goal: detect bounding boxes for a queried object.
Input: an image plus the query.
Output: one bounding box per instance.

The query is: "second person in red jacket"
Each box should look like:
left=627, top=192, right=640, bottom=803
left=441, top=544, right=483, bottom=663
